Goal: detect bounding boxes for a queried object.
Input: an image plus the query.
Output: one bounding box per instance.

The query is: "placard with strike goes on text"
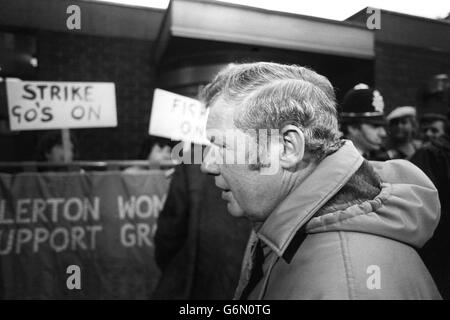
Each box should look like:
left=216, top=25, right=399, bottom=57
left=149, top=88, right=210, bottom=145
left=6, top=79, right=117, bottom=131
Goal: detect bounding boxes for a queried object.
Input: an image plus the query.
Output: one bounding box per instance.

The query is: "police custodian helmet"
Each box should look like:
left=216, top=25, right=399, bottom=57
left=340, top=84, right=386, bottom=126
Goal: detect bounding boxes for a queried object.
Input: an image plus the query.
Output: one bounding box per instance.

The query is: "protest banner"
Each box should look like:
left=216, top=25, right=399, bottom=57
left=5, top=78, right=118, bottom=162
left=0, top=170, right=170, bottom=299
left=5, top=79, right=117, bottom=131
left=149, top=88, right=210, bottom=145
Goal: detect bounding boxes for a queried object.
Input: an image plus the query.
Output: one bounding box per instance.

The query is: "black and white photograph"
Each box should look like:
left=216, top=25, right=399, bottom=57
left=0, top=0, right=449, bottom=305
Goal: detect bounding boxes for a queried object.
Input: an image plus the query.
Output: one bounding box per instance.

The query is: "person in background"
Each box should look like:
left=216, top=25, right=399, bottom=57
left=138, top=136, right=175, bottom=163
left=35, top=131, right=75, bottom=163
left=386, top=106, right=422, bottom=159
left=339, top=84, right=389, bottom=161
left=411, top=115, right=450, bottom=299
left=125, top=136, right=177, bottom=174
left=420, top=113, right=449, bottom=145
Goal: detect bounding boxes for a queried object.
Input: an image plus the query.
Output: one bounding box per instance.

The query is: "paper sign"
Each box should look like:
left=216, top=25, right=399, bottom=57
left=149, top=88, right=209, bottom=145
left=6, top=79, right=117, bottom=130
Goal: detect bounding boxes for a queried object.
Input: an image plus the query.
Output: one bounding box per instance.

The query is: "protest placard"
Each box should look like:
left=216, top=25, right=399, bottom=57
left=149, top=88, right=209, bottom=145
left=6, top=79, right=117, bottom=131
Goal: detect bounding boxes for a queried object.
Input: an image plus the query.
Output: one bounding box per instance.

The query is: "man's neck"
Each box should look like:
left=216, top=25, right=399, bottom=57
left=353, top=143, right=369, bottom=157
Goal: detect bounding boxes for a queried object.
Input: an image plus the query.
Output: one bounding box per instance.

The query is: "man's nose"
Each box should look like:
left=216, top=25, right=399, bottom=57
left=201, top=147, right=220, bottom=175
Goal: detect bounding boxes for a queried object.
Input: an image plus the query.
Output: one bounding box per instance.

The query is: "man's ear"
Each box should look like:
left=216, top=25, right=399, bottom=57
left=279, top=124, right=305, bottom=169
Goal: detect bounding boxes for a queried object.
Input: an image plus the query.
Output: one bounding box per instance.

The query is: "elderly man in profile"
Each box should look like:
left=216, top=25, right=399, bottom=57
left=200, top=62, right=441, bottom=300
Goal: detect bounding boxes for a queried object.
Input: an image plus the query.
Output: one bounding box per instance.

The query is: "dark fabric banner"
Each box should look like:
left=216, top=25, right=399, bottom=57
left=0, top=171, right=170, bottom=299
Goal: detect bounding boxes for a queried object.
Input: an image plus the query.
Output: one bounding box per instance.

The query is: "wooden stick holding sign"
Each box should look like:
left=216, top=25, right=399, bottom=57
left=61, top=129, right=71, bottom=163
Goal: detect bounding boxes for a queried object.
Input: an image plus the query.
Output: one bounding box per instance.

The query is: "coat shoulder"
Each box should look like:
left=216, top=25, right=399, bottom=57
left=264, top=231, right=441, bottom=300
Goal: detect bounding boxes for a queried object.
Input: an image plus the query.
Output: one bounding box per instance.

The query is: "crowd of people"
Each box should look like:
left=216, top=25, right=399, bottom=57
left=339, top=83, right=448, bottom=162
left=338, top=83, right=450, bottom=299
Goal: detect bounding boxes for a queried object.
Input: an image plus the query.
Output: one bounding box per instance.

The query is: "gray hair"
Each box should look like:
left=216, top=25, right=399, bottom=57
left=200, top=62, right=342, bottom=161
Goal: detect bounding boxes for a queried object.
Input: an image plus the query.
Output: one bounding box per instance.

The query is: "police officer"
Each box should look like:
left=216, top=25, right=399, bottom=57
left=340, top=84, right=389, bottom=160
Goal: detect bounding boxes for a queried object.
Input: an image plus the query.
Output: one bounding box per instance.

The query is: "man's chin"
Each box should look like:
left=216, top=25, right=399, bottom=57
left=226, top=202, right=246, bottom=218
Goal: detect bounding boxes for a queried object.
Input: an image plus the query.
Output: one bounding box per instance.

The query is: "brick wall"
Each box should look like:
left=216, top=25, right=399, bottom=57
left=375, top=41, right=450, bottom=114
left=13, top=31, right=157, bottom=161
